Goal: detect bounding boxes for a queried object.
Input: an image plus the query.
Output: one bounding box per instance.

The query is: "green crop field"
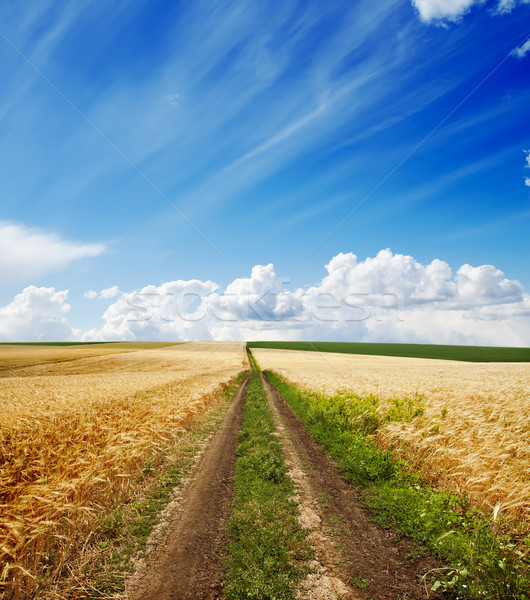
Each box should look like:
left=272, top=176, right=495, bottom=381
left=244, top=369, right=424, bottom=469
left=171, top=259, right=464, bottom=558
left=248, top=341, right=530, bottom=362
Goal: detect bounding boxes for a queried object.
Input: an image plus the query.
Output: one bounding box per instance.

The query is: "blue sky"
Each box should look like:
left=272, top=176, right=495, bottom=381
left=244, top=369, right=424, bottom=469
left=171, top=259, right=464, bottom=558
left=0, top=0, right=529, bottom=344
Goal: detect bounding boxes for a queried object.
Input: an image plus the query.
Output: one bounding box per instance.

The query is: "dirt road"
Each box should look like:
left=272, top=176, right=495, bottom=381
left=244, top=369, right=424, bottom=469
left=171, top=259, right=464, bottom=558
left=127, top=376, right=249, bottom=600
left=127, top=372, right=446, bottom=600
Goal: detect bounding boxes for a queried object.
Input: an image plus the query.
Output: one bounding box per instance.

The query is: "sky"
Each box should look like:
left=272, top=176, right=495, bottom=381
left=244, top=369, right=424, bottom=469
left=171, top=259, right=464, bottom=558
left=0, top=0, right=529, bottom=345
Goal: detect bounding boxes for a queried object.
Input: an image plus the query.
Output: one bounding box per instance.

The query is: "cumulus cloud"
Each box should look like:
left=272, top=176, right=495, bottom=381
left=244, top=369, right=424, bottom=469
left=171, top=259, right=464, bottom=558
left=412, top=0, right=480, bottom=23
left=412, top=0, right=529, bottom=22
left=0, top=221, right=105, bottom=284
left=100, top=285, right=121, bottom=299
left=0, top=286, right=79, bottom=342
left=80, top=250, right=530, bottom=347
left=82, top=279, right=219, bottom=341
left=455, top=263, right=523, bottom=304
left=1, top=251, right=527, bottom=345
left=84, top=285, right=121, bottom=300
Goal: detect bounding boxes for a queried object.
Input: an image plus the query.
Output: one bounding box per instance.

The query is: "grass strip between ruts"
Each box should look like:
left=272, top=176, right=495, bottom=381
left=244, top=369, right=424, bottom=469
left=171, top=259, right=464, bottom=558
left=224, top=372, right=312, bottom=599
left=246, top=343, right=261, bottom=372
left=265, top=370, right=530, bottom=600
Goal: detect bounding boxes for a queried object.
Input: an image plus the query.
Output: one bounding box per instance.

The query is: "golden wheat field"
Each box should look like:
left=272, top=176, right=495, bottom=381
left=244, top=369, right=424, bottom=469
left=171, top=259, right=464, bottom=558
left=0, top=342, right=247, bottom=596
left=254, top=348, right=530, bottom=530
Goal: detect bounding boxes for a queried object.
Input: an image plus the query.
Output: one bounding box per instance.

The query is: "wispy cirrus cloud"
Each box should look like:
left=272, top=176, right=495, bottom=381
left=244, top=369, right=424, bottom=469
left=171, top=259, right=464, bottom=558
left=3, top=0, right=466, bottom=228
left=497, top=0, right=530, bottom=15
left=511, top=38, right=530, bottom=58
left=2, top=0, right=523, bottom=231
left=0, top=221, right=105, bottom=284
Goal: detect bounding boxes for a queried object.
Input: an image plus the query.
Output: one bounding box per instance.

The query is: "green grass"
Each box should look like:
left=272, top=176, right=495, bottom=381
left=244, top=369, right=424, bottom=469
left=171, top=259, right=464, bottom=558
left=224, top=373, right=311, bottom=599
left=248, top=341, right=530, bottom=362
left=349, top=574, right=370, bottom=590
left=246, top=343, right=261, bottom=372
left=265, top=371, right=530, bottom=600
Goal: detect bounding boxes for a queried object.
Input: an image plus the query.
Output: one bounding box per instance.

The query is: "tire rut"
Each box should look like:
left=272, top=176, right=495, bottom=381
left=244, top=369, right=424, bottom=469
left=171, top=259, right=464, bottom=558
left=262, top=373, right=359, bottom=600
left=127, top=376, right=249, bottom=600
left=262, top=373, right=447, bottom=600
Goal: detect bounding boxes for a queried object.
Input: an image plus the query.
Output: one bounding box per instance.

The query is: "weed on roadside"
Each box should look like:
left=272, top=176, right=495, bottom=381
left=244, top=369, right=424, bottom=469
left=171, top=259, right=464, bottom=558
left=349, top=574, right=370, bottom=590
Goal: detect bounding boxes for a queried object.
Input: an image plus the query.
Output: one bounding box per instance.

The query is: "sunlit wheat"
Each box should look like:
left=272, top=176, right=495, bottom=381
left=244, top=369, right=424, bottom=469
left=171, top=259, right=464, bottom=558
left=0, top=342, right=247, bottom=597
left=254, top=348, right=530, bottom=531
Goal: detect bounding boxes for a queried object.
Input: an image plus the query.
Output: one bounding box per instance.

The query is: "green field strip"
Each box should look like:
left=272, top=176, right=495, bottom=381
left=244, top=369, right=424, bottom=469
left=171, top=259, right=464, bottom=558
left=248, top=341, right=530, bottom=362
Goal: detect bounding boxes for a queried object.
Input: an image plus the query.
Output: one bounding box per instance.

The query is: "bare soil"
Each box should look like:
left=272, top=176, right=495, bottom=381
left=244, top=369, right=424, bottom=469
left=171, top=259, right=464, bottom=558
left=126, top=376, right=249, bottom=600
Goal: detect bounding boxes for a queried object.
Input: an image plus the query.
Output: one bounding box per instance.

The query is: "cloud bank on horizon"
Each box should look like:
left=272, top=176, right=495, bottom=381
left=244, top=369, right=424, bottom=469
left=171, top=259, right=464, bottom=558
left=1, top=249, right=528, bottom=347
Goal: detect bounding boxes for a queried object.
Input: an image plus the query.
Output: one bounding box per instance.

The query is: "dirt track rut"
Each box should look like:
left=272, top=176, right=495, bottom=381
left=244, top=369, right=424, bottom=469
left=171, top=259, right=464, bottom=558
left=127, top=376, right=249, bottom=600
left=262, top=373, right=446, bottom=600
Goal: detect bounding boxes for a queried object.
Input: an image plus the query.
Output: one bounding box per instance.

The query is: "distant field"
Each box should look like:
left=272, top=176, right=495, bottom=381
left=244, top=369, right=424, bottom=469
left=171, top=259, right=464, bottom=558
left=0, top=341, right=116, bottom=346
left=0, top=341, right=179, bottom=347
left=248, top=341, right=530, bottom=362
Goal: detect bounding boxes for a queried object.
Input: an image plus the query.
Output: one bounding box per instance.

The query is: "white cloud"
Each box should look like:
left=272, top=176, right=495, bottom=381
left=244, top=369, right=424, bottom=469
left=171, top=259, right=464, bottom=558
left=512, top=39, right=530, bottom=59
left=411, top=0, right=481, bottom=22
left=0, top=222, right=105, bottom=284
left=497, top=0, right=516, bottom=12
left=412, top=0, right=529, bottom=22
left=454, top=263, right=523, bottom=304
left=100, top=285, right=121, bottom=299
left=525, top=177, right=530, bottom=187
left=81, top=250, right=530, bottom=347
left=84, top=286, right=121, bottom=300
left=0, top=286, right=79, bottom=342
left=1, top=251, right=527, bottom=345
left=82, top=279, right=219, bottom=342
left=498, top=0, right=530, bottom=14
left=166, top=93, right=181, bottom=106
